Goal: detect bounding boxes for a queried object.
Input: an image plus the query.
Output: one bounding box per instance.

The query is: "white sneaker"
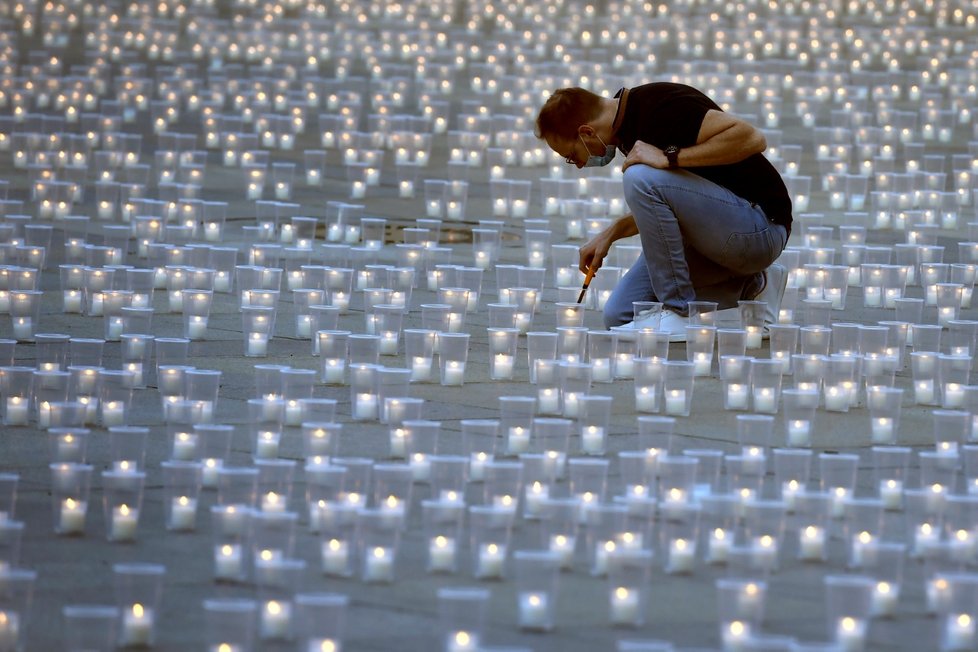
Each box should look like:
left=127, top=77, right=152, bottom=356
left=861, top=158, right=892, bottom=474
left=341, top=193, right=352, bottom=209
left=754, top=263, right=788, bottom=327
left=612, top=310, right=688, bottom=342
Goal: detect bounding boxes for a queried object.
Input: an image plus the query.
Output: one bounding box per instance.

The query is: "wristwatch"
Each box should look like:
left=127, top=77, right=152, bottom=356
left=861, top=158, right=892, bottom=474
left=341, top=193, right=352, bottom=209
left=664, top=145, right=681, bottom=168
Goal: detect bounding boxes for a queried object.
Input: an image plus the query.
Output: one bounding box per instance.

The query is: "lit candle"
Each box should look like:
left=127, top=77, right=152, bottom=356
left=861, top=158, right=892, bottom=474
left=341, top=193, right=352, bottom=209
left=824, top=386, right=849, bottom=411
left=834, top=616, right=867, bottom=651
left=945, top=613, right=976, bottom=650
left=4, top=397, right=29, bottom=426
left=260, top=600, right=292, bottom=639
left=518, top=592, right=549, bottom=629
left=787, top=419, right=811, bottom=447
left=799, top=525, right=826, bottom=561
left=58, top=497, right=86, bottom=534
left=255, top=431, right=280, bottom=459
left=707, top=528, right=730, bottom=564
left=524, top=482, right=548, bottom=517
left=120, top=603, right=154, bottom=646
left=751, top=535, right=779, bottom=570
left=169, top=496, right=196, bottom=531
left=171, top=432, right=198, bottom=460
left=871, top=417, right=895, bottom=443
left=476, top=542, right=505, bottom=579
left=353, top=393, right=378, bottom=420
left=752, top=387, right=777, bottom=412
left=666, top=538, right=695, bottom=574
left=692, top=353, right=711, bottom=376
left=879, top=479, right=903, bottom=510
left=321, top=538, right=350, bottom=576
left=441, top=361, right=465, bottom=386
left=428, top=535, right=457, bottom=572
left=609, top=586, right=640, bottom=625
left=872, top=581, right=898, bottom=618
left=201, top=458, right=222, bottom=488
left=581, top=426, right=605, bottom=455
left=410, top=453, right=430, bottom=482
left=635, top=386, right=658, bottom=413
left=247, top=333, right=268, bottom=356
left=664, top=389, right=687, bottom=416
left=214, top=543, right=243, bottom=580
left=0, top=611, right=20, bottom=651
left=364, top=546, right=394, bottom=582
left=726, top=383, right=749, bottom=409
left=507, top=426, right=530, bottom=454
left=491, top=354, right=515, bottom=380
left=915, top=379, right=936, bottom=404
left=537, top=388, right=560, bottom=414
left=110, top=504, right=139, bottom=541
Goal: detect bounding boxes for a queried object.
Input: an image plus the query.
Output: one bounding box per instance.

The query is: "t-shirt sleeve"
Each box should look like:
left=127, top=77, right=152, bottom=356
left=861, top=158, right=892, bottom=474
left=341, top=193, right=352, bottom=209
left=628, top=84, right=719, bottom=149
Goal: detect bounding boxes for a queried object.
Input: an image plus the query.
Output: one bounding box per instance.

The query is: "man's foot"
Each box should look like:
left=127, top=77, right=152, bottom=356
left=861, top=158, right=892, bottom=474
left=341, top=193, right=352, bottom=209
left=611, top=309, right=688, bottom=342
left=752, top=262, right=788, bottom=328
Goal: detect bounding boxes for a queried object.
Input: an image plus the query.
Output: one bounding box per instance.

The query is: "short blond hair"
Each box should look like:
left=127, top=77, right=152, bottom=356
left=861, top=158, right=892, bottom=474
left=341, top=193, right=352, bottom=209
left=534, top=87, right=604, bottom=141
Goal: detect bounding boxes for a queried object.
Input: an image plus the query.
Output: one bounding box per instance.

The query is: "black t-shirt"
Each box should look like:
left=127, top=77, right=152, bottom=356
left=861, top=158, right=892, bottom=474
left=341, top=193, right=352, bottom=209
left=613, top=82, right=793, bottom=234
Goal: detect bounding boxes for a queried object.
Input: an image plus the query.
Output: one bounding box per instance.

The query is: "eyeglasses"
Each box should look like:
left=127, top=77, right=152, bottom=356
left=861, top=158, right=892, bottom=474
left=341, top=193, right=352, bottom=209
left=564, top=153, right=576, bottom=165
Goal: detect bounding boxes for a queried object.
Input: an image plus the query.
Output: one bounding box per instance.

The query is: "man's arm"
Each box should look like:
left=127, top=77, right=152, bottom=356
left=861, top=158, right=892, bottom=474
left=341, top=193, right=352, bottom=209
left=622, top=110, right=767, bottom=170
left=577, top=214, right=639, bottom=274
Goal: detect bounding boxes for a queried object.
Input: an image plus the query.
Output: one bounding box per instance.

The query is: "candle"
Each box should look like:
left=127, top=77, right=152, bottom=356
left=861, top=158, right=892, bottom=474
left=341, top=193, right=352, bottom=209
left=581, top=426, right=605, bottom=455
left=824, top=386, right=849, bottom=411
left=666, top=538, right=695, bottom=574
left=835, top=616, right=867, bottom=652
left=476, top=542, right=505, bottom=579
left=389, top=428, right=407, bottom=458
left=4, top=397, right=28, bottom=426
left=321, top=538, right=350, bottom=576
left=12, top=318, right=31, bottom=341
left=428, top=535, right=456, bottom=572
left=752, top=387, right=776, bottom=412
left=59, top=497, right=86, bottom=534
left=441, top=361, right=465, bottom=385
left=609, top=586, right=641, bottom=625
left=410, top=453, right=430, bottom=482
left=914, top=522, right=940, bottom=557
left=261, top=491, right=286, bottom=514
left=537, top=389, right=560, bottom=414
left=781, top=480, right=801, bottom=511
left=518, top=592, right=549, bottom=629
left=915, top=379, right=936, bottom=404
left=492, top=354, right=515, bottom=380
left=63, top=290, right=82, bottom=312
left=353, top=393, right=378, bottom=420
left=169, top=496, right=196, bottom=531
left=707, top=528, right=730, bottom=564
left=172, top=432, right=198, bottom=460
left=746, top=327, right=763, bottom=349
left=524, top=482, right=548, bottom=517
left=879, top=479, right=903, bottom=510
left=722, top=621, right=751, bottom=651
left=591, top=358, right=612, bottom=382
left=871, top=581, right=898, bottom=618
left=799, top=525, right=826, bottom=561
left=364, top=546, right=394, bottom=582
left=664, top=389, right=687, bottom=416
left=871, top=417, right=895, bottom=443
left=261, top=600, right=292, bottom=639
left=256, top=431, right=280, bottom=459
left=214, top=543, right=243, bottom=580
left=726, top=383, right=749, bottom=409
left=945, top=613, right=976, bottom=650
left=548, top=534, right=575, bottom=568
left=100, top=401, right=125, bottom=427
left=469, top=451, right=490, bottom=481
left=247, top=333, right=268, bottom=356
left=635, top=386, right=658, bottom=412
left=0, top=611, right=20, bottom=651
left=945, top=383, right=966, bottom=408
left=307, top=639, right=340, bottom=652
left=110, top=504, right=139, bottom=541
left=787, top=419, right=811, bottom=447
left=507, top=426, right=530, bottom=455
left=120, top=604, right=154, bottom=646
left=751, top=535, right=779, bottom=570
left=830, top=487, right=851, bottom=518
left=202, top=458, right=223, bottom=488
left=323, top=359, right=346, bottom=384
left=407, top=356, right=432, bottom=382
left=660, top=487, right=689, bottom=520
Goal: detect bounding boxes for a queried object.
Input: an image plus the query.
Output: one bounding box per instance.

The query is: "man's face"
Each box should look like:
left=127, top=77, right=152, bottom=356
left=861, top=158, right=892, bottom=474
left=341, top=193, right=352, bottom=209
left=546, top=134, right=585, bottom=169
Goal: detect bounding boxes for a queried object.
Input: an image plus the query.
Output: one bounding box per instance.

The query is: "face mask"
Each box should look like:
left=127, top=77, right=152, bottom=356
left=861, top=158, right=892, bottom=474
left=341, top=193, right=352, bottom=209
left=580, top=133, right=616, bottom=167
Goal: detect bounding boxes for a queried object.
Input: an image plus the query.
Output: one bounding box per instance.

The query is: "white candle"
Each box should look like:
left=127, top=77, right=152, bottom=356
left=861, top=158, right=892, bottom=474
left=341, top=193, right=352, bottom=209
left=59, top=498, right=86, bottom=534
left=945, top=383, right=966, bottom=408
left=255, top=432, right=280, bottom=459
left=751, top=535, right=779, bottom=570
left=428, top=535, right=456, bottom=572
left=187, top=317, right=208, bottom=339
left=666, top=538, right=695, bottom=574
left=945, top=614, right=976, bottom=650
left=260, top=600, right=292, bottom=639
left=261, top=491, right=286, bottom=514
left=12, top=318, right=31, bottom=341
left=824, top=386, right=849, bottom=411
left=491, top=354, right=515, bottom=380
left=871, top=417, right=895, bottom=443
left=609, top=586, right=641, bottom=625
left=172, top=432, right=198, bottom=460
left=615, top=354, right=635, bottom=379
left=214, top=544, right=243, bottom=579
left=787, top=419, right=811, bottom=446
left=746, top=327, right=763, bottom=349
left=202, top=458, right=223, bottom=488
left=581, top=426, right=605, bottom=455
left=879, top=479, right=903, bottom=510
left=864, top=286, right=881, bottom=307
left=4, top=397, right=28, bottom=426
left=121, top=604, right=154, bottom=646
left=247, top=333, right=268, bottom=356
left=410, top=453, right=430, bottom=482
left=507, top=426, right=530, bottom=454
left=707, top=528, right=730, bottom=564
left=469, top=451, right=490, bottom=481
left=830, top=487, right=851, bottom=519
left=364, top=546, right=394, bottom=582
left=752, top=387, right=777, bottom=412
left=63, top=290, right=82, bottom=312
left=722, top=621, right=751, bottom=651
left=835, top=617, right=867, bottom=652
left=635, top=386, right=658, bottom=412
left=518, top=592, right=549, bottom=629
left=726, top=383, right=749, bottom=409
left=871, top=581, right=898, bottom=618
left=524, top=482, right=549, bottom=517
left=110, top=504, right=139, bottom=541
left=476, top=542, right=505, bottom=579
left=307, top=639, right=340, bottom=652
left=915, top=379, right=936, bottom=404
left=323, top=359, right=346, bottom=384
left=914, top=522, right=940, bottom=557
left=442, top=361, right=465, bottom=385
left=353, top=393, right=378, bottom=421
left=322, top=538, right=350, bottom=575
left=537, top=389, right=560, bottom=414
left=665, top=389, right=687, bottom=416
left=169, top=496, right=196, bottom=530
left=692, top=353, right=711, bottom=376
left=591, top=358, right=612, bottom=382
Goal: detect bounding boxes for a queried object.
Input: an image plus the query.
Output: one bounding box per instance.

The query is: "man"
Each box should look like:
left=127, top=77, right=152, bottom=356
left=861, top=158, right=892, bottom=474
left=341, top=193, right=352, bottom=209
left=535, top=83, right=791, bottom=342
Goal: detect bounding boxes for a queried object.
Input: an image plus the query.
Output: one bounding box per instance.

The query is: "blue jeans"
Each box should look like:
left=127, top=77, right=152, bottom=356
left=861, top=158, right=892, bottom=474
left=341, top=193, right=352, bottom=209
left=603, top=166, right=788, bottom=328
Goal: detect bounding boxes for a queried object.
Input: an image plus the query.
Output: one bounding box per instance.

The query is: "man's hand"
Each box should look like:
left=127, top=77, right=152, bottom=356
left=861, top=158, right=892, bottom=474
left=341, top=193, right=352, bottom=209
left=578, top=232, right=613, bottom=275
left=622, top=140, right=669, bottom=171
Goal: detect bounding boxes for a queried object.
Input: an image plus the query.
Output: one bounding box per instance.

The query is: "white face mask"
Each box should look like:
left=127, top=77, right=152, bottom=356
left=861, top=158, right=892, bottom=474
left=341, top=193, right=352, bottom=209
left=580, top=133, right=616, bottom=167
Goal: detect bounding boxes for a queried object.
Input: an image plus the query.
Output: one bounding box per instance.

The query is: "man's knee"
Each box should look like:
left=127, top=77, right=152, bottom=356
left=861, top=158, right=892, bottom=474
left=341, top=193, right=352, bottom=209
left=622, top=165, right=674, bottom=203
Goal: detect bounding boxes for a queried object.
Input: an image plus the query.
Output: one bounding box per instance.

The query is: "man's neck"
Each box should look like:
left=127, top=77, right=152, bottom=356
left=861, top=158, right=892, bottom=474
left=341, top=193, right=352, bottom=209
left=596, top=96, right=622, bottom=146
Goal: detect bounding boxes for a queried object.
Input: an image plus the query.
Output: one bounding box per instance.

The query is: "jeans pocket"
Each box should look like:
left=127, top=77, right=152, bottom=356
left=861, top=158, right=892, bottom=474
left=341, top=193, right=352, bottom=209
left=719, top=227, right=779, bottom=274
